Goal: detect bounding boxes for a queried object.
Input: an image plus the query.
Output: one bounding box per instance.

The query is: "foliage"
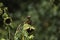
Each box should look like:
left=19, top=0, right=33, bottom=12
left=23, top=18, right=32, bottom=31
left=0, top=0, right=60, bottom=40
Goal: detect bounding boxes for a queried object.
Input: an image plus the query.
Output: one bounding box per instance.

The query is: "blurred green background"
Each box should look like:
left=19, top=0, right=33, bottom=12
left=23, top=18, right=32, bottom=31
left=0, top=0, right=60, bottom=40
